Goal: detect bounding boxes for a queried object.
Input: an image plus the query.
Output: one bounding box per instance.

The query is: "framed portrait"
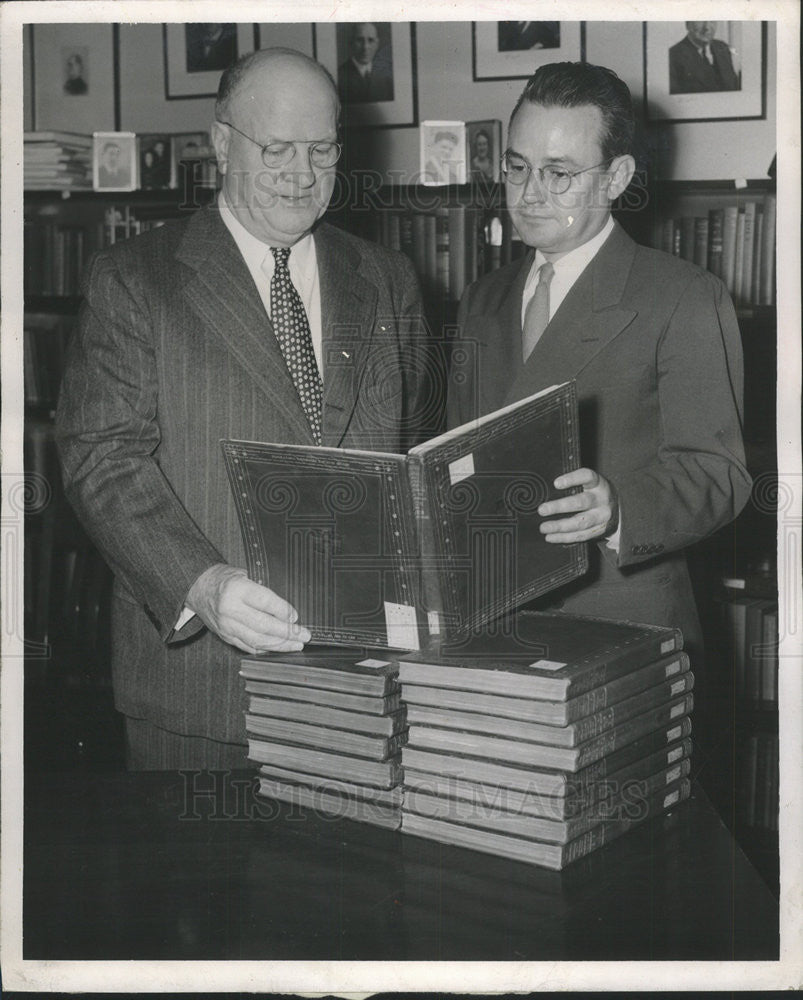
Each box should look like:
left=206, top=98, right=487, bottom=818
left=171, top=131, right=217, bottom=189
left=466, top=119, right=502, bottom=184
left=472, top=21, right=585, bottom=81
left=644, top=21, right=766, bottom=122
left=93, top=131, right=138, bottom=192
left=163, top=23, right=255, bottom=99
left=420, top=121, right=467, bottom=186
left=138, top=133, right=173, bottom=190
left=30, top=23, right=115, bottom=132
left=314, top=22, right=418, bottom=128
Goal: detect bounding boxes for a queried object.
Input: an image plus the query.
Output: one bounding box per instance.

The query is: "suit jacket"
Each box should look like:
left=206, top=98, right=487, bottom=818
left=448, top=222, right=751, bottom=655
left=337, top=58, right=394, bottom=104
left=56, top=205, right=432, bottom=744
left=669, top=36, right=740, bottom=94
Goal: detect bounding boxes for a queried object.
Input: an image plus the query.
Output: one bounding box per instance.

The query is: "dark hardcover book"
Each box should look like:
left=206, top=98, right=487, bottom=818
left=402, top=651, right=690, bottom=726
left=679, top=216, right=696, bottom=262
left=402, top=778, right=691, bottom=870
left=408, top=694, right=693, bottom=772
left=257, top=764, right=404, bottom=806
left=447, top=204, right=466, bottom=302
left=248, top=739, right=403, bottom=789
left=247, top=695, right=407, bottom=736
left=759, top=193, right=776, bottom=305
left=243, top=678, right=403, bottom=715
left=693, top=216, right=710, bottom=269
left=401, top=726, right=692, bottom=797
left=257, top=777, right=402, bottom=830
left=223, top=381, right=586, bottom=650
left=245, top=714, right=408, bottom=761
left=241, top=649, right=399, bottom=696
left=397, top=609, right=682, bottom=700
left=403, top=761, right=692, bottom=845
left=435, top=207, right=450, bottom=299
left=721, top=204, right=739, bottom=294
left=707, top=207, right=724, bottom=277
left=405, top=671, right=694, bottom=748
left=402, top=741, right=692, bottom=820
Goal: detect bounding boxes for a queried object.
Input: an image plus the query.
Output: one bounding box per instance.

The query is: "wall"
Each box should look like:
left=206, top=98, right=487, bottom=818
left=25, top=20, right=777, bottom=182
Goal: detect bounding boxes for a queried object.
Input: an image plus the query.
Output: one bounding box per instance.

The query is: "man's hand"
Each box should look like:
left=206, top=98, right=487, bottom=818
left=538, top=468, right=619, bottom=544
left=186, top=564, right=310, bottom=654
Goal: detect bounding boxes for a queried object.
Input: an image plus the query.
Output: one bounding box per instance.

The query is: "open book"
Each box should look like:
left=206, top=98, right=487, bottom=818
left=222, top=380, right=587, bottom=650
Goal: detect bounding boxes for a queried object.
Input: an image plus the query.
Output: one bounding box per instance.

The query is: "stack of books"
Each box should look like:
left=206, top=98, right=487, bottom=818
left=242, top=648, right=408, bottom=830
left=398, top=611, right=694, bottom=869
left=24, top=131, right=92, bottom=190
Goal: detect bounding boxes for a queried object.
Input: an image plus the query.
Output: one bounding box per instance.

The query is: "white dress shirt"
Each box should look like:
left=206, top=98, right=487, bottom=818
left=518, top=215, right=620, bottom=551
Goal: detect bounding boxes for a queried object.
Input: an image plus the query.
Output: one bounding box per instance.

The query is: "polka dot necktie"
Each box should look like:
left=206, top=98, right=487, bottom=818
left=267, top=246, right=323, bottom=444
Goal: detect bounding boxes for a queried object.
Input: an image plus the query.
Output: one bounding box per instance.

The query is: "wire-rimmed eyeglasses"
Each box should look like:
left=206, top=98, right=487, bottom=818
left=501, top=150, right=610, bottom=194
left=218, top=120, right=342, bottom=169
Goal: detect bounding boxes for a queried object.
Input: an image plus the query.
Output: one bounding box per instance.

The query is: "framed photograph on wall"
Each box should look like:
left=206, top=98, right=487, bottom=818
left=163, top=23, right=255, bottom=99
left=138, top=133, right=173, bottom=190
left=466, top=119, right=502, bottom=184
left=93, top=131, right=137, bottom=192
left=472, top=21, right=584, bottom=81
left=31, top=23, right=116, bottom=132
left=420, top=121, right=467, bottom=186
left=314, top=22, right=418, bottom=128
left=644, top=21, right=766, bottom=122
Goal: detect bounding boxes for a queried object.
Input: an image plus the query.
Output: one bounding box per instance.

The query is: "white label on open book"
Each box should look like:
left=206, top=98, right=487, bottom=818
left=427, top=611, right=441, bottom=635
left=670, top=701, right=685, bottom=718
left=356, top=658, right=391, bottom=669
left=667, top=745, right=683, bottom=764
left=666, top=765, right=682, bottom=783
left=384, top=602, right=420, bottom=651
left=664, top=789, right=680, bottom=808
left=449, top=453, right=475, bottom=485
left=670, top=679, right=686, bottom=697
left=667, top=725, right=682, bottom=742
left=660, top=639, right=675, bottom=654
left=664, top=659, right=681, bottom=677
left=529, top=659, right=567, bottom=671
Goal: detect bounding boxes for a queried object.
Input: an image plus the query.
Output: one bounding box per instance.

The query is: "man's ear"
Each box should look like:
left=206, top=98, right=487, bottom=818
left=606, top=154, right=636, bottom=201
left=210, top=121, right=229, bottom=175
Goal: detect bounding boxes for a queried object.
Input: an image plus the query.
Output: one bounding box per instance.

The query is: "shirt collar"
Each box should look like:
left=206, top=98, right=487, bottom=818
left=533, top=214, right=615, bottom=276
left=217, top=190, right=315, bottom=275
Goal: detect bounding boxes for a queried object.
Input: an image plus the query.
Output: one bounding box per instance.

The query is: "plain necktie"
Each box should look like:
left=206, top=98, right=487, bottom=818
left=522, top=261, right=554, bottom=362
left=266, top=246, right=323, bottom=444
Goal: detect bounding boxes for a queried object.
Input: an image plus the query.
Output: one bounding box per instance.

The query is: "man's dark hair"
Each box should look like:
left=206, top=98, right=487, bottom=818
left=509, top=61, right=635, bottom=162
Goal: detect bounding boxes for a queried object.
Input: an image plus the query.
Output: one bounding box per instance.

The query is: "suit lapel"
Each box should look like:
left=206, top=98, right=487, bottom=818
left=177, top=206, right=313, bottom=441
left=504, top=223, right=638, bottom=405
left=315, top=223, right=379, bottom=447
left=475, top=253, right=532, bottom=414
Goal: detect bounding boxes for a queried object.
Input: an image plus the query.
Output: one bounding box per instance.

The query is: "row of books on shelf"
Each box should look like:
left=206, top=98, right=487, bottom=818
left=24, top=131, right=92, bottom=190
left=245, top=610, right=694, bottom=870
left=723, top=595, right=779, bottom=708
left=738, top=731, right=779, bottom=832
left=650, top=193, right=776, bottom=308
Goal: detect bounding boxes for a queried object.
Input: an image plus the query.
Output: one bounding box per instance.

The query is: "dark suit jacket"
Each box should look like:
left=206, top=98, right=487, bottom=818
left=337, top=58, right=394, bottom=104
left=669, top=36, right=740, bottom=93
left=56, top=206, right=431, bottom=744
left=448, top=223, right=751, bottom=656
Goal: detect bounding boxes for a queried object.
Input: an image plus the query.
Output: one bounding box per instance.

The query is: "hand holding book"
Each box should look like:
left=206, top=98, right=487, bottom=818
left=538, top=468, right=619, bottom=544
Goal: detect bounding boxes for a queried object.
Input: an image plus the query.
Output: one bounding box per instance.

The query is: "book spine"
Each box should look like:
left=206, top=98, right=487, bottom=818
left=759, top=193, right=776, bottom=305
left=732, top=208, right=746, bottom=303
left=563, top=652, right=689, bottom=723
left=405, top=452, right=445, bottom=642
left=721, top=204, right=739, bottom=294
left=573, top=695, right=694, bottom=770
left=679, top=216, right=696, bottom=262
left=693, top=216, right=709, bottom=269
left=707, top=208, right=724, bottom=277
left=448, top=205, right=466, bottom=302
left=570, top=673, right=694, bottom=745
left=740, top=201, right=756, bottom=308
left=435, top=207, right=450, bottom=300
left=563, top=628, right=684, bottom=699
left=751, top=204, right=764, bottom=306
left=247, top=739, right=403, bottom=788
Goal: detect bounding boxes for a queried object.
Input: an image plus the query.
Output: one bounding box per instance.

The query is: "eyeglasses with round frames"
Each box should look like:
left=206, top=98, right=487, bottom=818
left=501, top=150, right=610, bottom=194
left=218, top=120, right=342, bottom=169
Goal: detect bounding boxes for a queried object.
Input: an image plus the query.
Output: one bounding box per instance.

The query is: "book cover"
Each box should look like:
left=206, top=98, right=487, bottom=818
left=248, top=695, right=407, bottom=736
left=243, top=678, right=403, bottom=715
left=405, top=671, right=694, bottom=748
left=223, top=381, right=586, bottom=650
left=402, top=778, right=691, bottom=869
left=397, top=609, right=682, bottom=700
left=257, top=777, right=402, bottom=830
left=240, top=649, right=399, bottom=696
left=401, top=727, right=693, bottom=798
left=247, top=739, right=402, bottom=789
left=257, top=764, right=404, bottom=806
left=245, top=713, right=408, bottom=760
left=401, top=651, right=690, bottom=726
left=407, top=695, right=693, bottom=772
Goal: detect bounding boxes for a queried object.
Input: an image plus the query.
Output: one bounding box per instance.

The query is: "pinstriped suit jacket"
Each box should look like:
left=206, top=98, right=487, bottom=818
left=56, top=205, right=433, bottom=744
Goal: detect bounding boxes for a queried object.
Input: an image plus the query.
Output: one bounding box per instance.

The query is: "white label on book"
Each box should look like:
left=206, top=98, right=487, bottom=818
left=660, top=639, right=676, bottom=654
left=356, top=658, right=391, bottom=669
left=529, top=659, right=567, bottom=671
left=384, top=602, right=420, bottom=651
left=663, top=789, right=680, bottom=808
left=427, top=611, right=441, bottom=635
left=667, top=725, right=682, bottom=742
left=666, top=765, right=682, bottom=783
left=670, top=702, right=685, bottom=718
left=448, top=453, right=475, bottom=485
left=670, top=679, right=686, bottom=697
left=667, top=746, right=683, bottom=764
left=664, top=659, right=681, bottom=678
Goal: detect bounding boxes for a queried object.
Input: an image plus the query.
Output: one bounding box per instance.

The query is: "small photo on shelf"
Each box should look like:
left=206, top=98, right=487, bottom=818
left=92, top=131, right=137, bottom=192
left=420, top=120, right=466, bottom=186
left=138, top=133, right=174, bottom=190
left=466, top=119, right=502, bottom=183
left=171, top=131, right=218, bottom=190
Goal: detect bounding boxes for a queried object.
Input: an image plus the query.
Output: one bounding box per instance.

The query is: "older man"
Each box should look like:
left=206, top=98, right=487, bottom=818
left=669, top=21, right=740, bottom=94
left=448, top=62, right=751, bottom=666
left=57, top=49, right=431, bottom=768
left=337, top=22, right=394, bottom=104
